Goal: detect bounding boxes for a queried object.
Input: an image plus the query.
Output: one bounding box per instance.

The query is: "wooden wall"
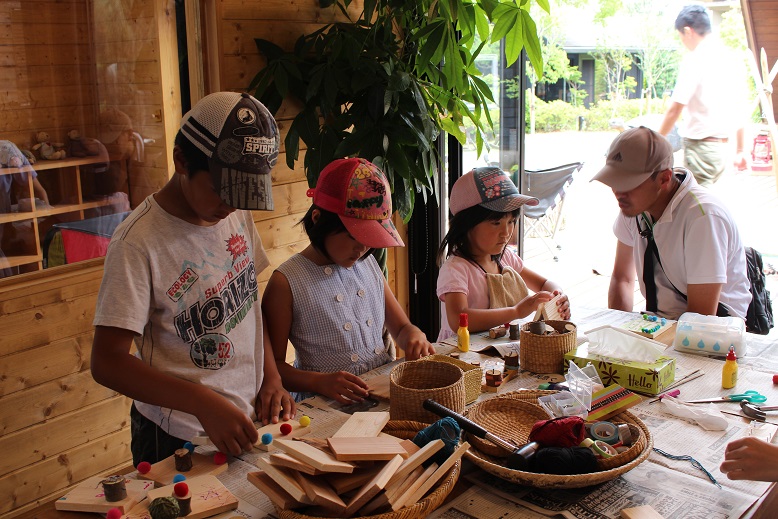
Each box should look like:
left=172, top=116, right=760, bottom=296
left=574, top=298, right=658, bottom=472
left=0, top=0, right=408, bottom=516
left=743, top=0, right=778, bottom=123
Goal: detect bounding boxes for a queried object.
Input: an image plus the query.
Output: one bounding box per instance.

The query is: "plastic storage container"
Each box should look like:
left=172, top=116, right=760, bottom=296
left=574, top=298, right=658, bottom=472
left=672, top=312, right=746, bottom=358
left=538, top=362, right=603, bottom=420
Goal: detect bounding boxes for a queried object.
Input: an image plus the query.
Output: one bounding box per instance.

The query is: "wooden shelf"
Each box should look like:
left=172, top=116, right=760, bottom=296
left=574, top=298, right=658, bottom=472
left=0, top=254, right=42, bottom=269
left=0, top=155, right=108, bottom=176
left=0, top=198, right=117, bottom=225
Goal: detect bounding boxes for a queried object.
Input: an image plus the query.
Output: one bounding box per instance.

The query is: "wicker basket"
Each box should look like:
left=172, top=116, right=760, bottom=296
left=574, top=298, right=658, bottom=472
left=276, top=420, right=461, bottom=519
left=463, top=390, right=653, bottom=488
left=427, top=354, right=482, bottom=404
left=390, top=359, right=466, bottom=423
left=519, top=320, right=577, bottom=373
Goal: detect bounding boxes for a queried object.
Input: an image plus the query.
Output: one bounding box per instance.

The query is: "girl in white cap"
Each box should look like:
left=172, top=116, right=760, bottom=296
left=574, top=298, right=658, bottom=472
left=436, top=167, right=570, bottom=341
left=262, top=158, right=435, bottom=404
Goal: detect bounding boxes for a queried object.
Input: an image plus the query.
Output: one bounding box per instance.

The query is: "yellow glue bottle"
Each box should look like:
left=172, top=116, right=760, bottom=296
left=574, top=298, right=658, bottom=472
left=722, top=345, right=738, bottom=389
left=457, top=313, right=470, bottom=352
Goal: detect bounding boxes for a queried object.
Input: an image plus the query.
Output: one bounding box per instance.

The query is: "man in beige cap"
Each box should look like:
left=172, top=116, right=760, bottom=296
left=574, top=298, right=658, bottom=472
left=592, top=126, right=750, bottom=320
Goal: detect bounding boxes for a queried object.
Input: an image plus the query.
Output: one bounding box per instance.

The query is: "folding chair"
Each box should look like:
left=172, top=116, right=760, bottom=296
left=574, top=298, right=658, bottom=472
left=521, top=162, right=583, bottom=261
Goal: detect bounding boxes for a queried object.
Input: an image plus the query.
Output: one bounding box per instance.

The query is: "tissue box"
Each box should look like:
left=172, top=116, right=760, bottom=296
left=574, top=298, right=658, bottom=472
left=564, top=344, right=675, bottom=396
left=672, top=312, right=746, bottom=357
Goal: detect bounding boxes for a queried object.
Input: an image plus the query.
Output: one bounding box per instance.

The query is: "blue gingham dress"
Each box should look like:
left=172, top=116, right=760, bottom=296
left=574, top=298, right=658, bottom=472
left=276, top=254, right=391, bottom=399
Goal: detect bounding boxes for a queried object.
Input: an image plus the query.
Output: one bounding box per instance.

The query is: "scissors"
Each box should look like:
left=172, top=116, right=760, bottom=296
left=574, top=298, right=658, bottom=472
left=686, top=390, right=767, bottom=404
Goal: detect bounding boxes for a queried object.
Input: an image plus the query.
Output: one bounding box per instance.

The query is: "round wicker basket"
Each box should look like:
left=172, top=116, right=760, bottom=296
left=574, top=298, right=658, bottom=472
left=276, top=420, right=461, bottom=519
left=519, top=320, right=577, bottom=373
left=390, top=359, right=465, bottom=423
left=463, top=390, right=653, bottom=488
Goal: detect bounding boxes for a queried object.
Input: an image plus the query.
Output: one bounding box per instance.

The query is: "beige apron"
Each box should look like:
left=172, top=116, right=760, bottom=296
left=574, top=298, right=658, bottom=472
left=486, top=266, right=529, bottom=309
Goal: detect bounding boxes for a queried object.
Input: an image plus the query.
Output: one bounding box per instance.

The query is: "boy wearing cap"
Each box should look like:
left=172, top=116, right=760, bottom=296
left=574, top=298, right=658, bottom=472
left=91, top=92, right=295, bottom=464
left=262, top=158, right=435, bottom=404
left=593, top=126, right=750, bottom=320
left=436, top=167, right=570, bottom=341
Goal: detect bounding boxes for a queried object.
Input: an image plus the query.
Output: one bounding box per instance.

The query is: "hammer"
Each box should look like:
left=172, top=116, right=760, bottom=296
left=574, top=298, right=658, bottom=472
left=423, top=399, right=538, bottom=470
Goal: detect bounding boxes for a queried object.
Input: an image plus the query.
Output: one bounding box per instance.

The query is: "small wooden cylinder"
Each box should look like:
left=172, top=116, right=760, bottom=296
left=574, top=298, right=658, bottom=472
left=174, top=448, right=193, bottom=472
left=504, top=351, right=519, bottom=370
left=101, top=475, right=127, bottom=502
left=175, top=493, right=192, bottom=516
left=509, top=323, right=520, bottom=340
left=484, top=369, right=503, bottom=387
left=488, top=326, right=507, bottom=339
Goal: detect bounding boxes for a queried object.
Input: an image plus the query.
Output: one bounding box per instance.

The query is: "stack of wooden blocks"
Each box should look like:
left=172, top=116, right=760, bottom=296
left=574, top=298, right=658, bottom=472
left=248, top=411, right=469, bottom=517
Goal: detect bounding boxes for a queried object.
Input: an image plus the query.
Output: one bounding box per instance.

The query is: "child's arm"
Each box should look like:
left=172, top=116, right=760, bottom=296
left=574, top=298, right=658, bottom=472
left=255, top=307, right=296, bottom=425
left=262, top=271, right=370, bottom=404
left=383, top=280, right=435, bottom=360
left=90, top=326, right=259, bottom=456
left=720, top=437, right=778, bottom=481
left=519, top=266, right=571, bottom=320
left=442, top=291, right=552, bottom=333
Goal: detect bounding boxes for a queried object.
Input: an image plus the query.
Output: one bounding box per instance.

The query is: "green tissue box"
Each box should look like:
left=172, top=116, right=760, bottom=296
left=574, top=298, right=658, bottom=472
left=563, top=344, right=675, bottom=396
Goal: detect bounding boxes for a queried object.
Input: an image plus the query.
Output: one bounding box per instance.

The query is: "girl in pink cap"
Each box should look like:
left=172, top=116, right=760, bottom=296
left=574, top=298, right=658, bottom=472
left=436, top=167, right=570, bottom=341
left=262, top=158, right=435, bottom=404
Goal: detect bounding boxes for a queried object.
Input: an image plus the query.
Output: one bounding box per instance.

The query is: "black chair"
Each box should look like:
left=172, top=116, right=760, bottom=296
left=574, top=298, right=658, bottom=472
left=521, top=162, right=583, bottom=261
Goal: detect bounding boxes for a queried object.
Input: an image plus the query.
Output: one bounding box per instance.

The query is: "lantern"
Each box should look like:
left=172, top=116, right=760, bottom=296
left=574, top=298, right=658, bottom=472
left=751, top=130, right=772, bottom=172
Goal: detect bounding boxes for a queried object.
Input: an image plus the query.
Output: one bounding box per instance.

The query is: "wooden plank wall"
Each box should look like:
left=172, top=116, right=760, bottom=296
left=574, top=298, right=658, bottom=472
left=743, top=0, right=778, bottom=123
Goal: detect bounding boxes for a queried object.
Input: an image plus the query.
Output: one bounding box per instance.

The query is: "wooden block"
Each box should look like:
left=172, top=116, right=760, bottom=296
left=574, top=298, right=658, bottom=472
left=534, top=293, right=563, bottom=321
left=621, top=505, right=665, bottom=519
left=136, top=451, right=227, bottom=487
left=343, top=454, right=404, bottom=517
left=327, top=436, right=409, bottom=461
left=273, top=438, right=356, bottom=473
left=385, top=465, right=425, bottom=505
left=389, top=462, right=439, bottom=511
left=386, top=439, right=444, bottom=488
left=124, top=475, right=238, bottom=519
left=399, top=439, right=421, bottom=456
left=247, top=471, right=304, bottom=510
left=54, top=476, right=154, bottom=513
left=333, top=411, right=390, bottom=437
left=269, top=451, right=324, bottom=475
left=294, top=471, right=347, bottom=513
left=404, top=441, right=469, bottom=507
left=328, top=465, right=384, bottom=494
left=254, top=420, right=311, bottom=451
left=367, top=374, right=391, bottom=400
left=255, top=456, right=312, bottom=504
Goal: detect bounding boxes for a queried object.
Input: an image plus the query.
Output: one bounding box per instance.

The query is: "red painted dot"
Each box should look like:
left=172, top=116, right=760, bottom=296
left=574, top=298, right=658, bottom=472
left=106, top=508, right=122, bottom=519
left=279, top=423, right=293, bottom=435
left=174, top=482, right=189, bottom=497
left=136, top=461, right=151, bottom=474
left=213, top=452, right=227, bottom=465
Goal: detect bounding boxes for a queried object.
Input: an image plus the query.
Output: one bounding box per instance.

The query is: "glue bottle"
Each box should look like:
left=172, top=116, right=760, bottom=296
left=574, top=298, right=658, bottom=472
left=722, top=345, right=738, bottom=389
left=457, top=313, right=470, bottom=352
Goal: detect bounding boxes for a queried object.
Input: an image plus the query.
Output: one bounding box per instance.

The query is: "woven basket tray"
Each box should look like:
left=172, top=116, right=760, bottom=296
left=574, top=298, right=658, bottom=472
left=276, top=420, right=461, bottom=519
left=390, top=359, right=465, bottom=423
left=427, top=354, right=482, bottom=404
left=463, top=390, right=653, bottom=488
left=519, top=320, right=577, bottom=373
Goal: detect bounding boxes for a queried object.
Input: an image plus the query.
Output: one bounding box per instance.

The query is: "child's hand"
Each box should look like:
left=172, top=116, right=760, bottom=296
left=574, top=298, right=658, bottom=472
left=314, top=371, right=370, bottom=404
left=256, top=376, right=296, bottom=426
left=721, top=437, right=778, bottom=481
left=398, top=326, right=436, bottom=360
left=553, top=291, right=572, bottom=320
left=196, top=392, right=259, bottom=457
left=514, top=291, right=554, bottom=318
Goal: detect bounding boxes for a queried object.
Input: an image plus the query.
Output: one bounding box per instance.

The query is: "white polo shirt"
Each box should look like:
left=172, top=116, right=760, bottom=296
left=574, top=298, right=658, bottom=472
left=613, top=171, right=751, bottom=319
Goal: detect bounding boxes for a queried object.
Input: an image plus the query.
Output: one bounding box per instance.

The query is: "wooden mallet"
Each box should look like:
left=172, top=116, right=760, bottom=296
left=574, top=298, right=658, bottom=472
left=423, top=399, right=538, bottom=470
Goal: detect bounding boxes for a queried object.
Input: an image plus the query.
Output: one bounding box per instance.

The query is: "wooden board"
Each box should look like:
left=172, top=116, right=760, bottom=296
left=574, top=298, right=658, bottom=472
left=386, top=439, right=444, bottom=488
left=254, top=420, right=312, bottom=451
left=327, top=436, right=409, bottom=461
left=328, top=465, right=384, bottom=495
left=294, top=471, right=347, bottom=513
left=404, top=441, right=469, bottom=507
left=54, top=476, right=153, bottom=513
left=620, top=316, right=674, bottom=339
left=621, top=505, right=665, bottom=519
left=268, top=451, right=324, bottom=475
left=344, top=454, right=404, bottom=517
left=366, top=374, right=391, bottom=400
left=273, top=438, right=356, bottom=473
left=124, top=475, right=238, bottom=519
left=255, top=456, right=312, bottom=504
left=247, top=471, right=304, bottom=510
left=388, top=462, right=439, bottom=511
left=534, top=293, right=564, bottom=321
left=332, top=411, right=390, bottom=438
left=136, top=451, right=227, bottom=487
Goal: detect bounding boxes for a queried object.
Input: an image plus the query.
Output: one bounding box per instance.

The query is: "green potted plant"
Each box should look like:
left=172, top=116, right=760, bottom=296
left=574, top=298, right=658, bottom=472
left=250, top=0, right=546, bottom=221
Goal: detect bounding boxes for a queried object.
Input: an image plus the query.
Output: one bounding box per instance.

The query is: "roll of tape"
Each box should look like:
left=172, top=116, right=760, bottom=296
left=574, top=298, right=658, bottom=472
left=593, top=440, right=616, bottom=458
left=617, top=423, right=633, bottom=446
left=590, top=421, right=619, bottom=445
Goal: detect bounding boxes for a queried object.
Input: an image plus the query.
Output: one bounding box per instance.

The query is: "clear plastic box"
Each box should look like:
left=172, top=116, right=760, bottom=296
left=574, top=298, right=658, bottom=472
left=672, top=312, right=746, bottom=357
left=538, top=361, right=603, bottom=420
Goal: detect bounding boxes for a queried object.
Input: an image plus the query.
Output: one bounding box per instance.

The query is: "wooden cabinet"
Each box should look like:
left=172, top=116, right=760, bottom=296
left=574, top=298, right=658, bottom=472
left=0, top=156, right=129, bottom=275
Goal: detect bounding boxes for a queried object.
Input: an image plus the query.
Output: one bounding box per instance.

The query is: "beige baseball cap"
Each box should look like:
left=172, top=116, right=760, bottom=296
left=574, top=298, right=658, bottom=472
left=592, top=126, right=674, bottom=192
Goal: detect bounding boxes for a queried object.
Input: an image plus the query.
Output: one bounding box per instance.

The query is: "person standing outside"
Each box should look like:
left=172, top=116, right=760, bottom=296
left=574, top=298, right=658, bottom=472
left=593, top=126, right=751, bottom=320
left=658, top=4, right=748, bottom=186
